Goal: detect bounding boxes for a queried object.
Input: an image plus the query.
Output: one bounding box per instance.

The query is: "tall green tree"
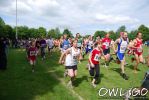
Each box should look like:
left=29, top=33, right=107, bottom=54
left=109, top=30, right=117, bottom=40
left=4, top=25, right=13, bottom=38
left=63, top=29, right=73, bottom=37
left=38, top=27, right=46, bottom=38
left=116, top=25, right=126, bottom=35
left=48, top=29, right=56, bottom=38
left=0, top=17, right=5, bottom=37
left=55, top=27, right=62, bottom=38
left=94, top=30, right=106, bottom=39
left=138, top=25, right=149, bottom=41
left=128, top=30, right=138, bottom=41
left=29, top=28, right=39, bottom=38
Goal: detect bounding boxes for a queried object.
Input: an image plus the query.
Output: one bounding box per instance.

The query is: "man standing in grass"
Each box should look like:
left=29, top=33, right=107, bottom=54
left=0, top=37, right=7, bottom=70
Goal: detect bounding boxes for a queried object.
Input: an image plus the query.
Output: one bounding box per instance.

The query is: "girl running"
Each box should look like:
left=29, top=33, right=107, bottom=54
left=28, top=40, right=37, bottom=72
left=59, top=40, right=80, bottom=88
left=88, top=42, right=105, bottom=88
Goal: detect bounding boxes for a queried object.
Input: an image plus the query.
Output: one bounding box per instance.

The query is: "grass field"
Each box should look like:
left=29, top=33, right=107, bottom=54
left=0, top=46, right=149, bottom=100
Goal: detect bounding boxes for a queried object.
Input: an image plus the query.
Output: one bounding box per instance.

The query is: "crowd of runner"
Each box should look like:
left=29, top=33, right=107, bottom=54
left=1, top=32, right=149, bottom=89
left=10, top=32, right=148, bottom=88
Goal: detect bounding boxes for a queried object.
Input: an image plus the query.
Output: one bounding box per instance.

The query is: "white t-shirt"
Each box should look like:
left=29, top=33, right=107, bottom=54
left=88, top=40, right=93, bottom=49
left=65, top=47, right=80, bottom=66
left=65, top=54, right=72, bottom=66
left=47, top=39, right=54, bottom=48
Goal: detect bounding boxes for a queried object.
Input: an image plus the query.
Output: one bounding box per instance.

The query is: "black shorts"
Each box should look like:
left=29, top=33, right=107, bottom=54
left=66, top=65, right=77, bottom=70
left=48, top=46, right=53, bottom=51
left=103, top=49, right=110, bottom=55
left=77, top=47, right=81, bottom=50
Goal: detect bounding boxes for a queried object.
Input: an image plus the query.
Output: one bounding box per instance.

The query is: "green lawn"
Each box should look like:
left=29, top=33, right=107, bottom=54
left=0, top=46, right=149, bottom=100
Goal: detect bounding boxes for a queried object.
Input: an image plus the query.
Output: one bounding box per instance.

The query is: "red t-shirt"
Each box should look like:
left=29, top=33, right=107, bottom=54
left=101, top=37, right=111, bottom=50
left=134, top=38, right=143, bottom=53
left=28, top=47, right=37, bottom=60
left=90, top=48, right=102, bottom=64
left=135, top=39, right=142, bottom=48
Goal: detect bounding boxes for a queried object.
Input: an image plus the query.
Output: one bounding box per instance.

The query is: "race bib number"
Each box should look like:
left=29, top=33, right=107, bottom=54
left=120, top=46, right=126, bottom=53
left=94, top=54, right=99, bottom=61
left=137, top=48, right=142, bottom=52
left=64, top=45, right=68, bottom=50
left=73, top=56, right=77, bottom=59
left=103, top=42, right=110, bottom=49
left=77, top=43, right=82, bottom=47
left=30, top=51, right=36, bottom=56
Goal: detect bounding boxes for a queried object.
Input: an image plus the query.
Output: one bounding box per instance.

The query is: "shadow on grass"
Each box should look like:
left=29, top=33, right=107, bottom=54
left=73, top=75, right=88, bottom=87
left=0, top=49, right=76, bottom=100
left=73, top=74, right=104, bottom=87
left=110, top=67, right=121, bottom=75
left=126, top=64, right=141, bottom=71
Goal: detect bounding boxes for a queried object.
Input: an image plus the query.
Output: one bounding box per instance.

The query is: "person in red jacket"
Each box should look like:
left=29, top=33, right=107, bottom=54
left=88, top=42, right=105, bottom=88
left=28, top=40, right=37, bottom=72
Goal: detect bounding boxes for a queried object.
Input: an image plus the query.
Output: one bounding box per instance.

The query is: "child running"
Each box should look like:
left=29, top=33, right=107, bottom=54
left=28, top=40, right=37, bottom=72
left=88, top=42, right=105, bottom=88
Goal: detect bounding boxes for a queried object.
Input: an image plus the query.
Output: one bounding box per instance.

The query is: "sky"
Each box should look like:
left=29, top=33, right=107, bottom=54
left=0, top=0, right=149, bottom=35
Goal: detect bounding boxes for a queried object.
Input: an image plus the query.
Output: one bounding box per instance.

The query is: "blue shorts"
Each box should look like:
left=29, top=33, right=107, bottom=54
left=117, top=52, right=125, bottom=61
left=85, top=47, right=92, bottom=54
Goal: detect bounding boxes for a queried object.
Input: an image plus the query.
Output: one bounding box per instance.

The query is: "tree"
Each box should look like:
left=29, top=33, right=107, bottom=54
left=16, top=26, right=29, bottom=39
left=29, top=28, right=39, bottom=38
left=0, top=17, right=5, bottom=37
left=94, top=30, right=106, bottom=39
left=38, top=27, right=46, bottom=38
left=55, top=27, right=62, bottom=39
left=0, top=17, right=5, bottom=26
left=116, top=25, right=126, bottom=35
left=109, top=30, right=117, bottom=40
left=48, top=29, right=56, bottom=38
left=4, top=25, right=13, bottom=38
left=138, top=25, right=149, bottom=41
left=63, top=29, right=73, bottom=37
left=128, top=30, right=138, bottom=41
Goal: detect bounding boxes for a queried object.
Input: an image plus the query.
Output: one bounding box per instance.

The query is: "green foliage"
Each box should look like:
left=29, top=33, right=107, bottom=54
left=63, top=29, right=73, bottom=37
left=116, top=25, right=126, bottom=34
left=128, top=30, right=138, bottom=41
left=109, top=30, right=117, bottom=40
left=48, top=28, right=62, bottom=39
left=0, top=17, right=5, bottom=37
left=94, top=30, right=106, bottom=39
left=38, top=27, right=47, bottom=38
left=0, top=17, right=149, bottom=41
left=28, top=28, right=39, bottom=38
left=138, top=24, right=149, bottom=41
left=0, top=17, right=5, bottom=26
